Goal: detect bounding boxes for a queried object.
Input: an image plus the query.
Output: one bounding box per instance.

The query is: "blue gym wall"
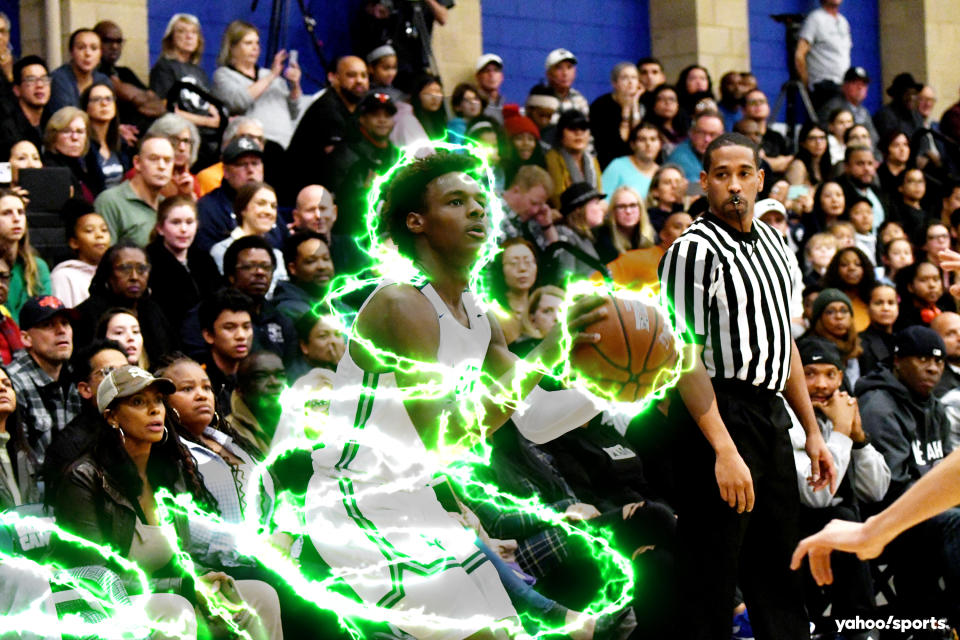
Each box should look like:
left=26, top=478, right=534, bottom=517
left=480, top=0, right=652, bottom=107
left=749, top=0, right=882, bottom=118
left=1, top=0, right=19, bottom=56
left=147, top=0, right=366, bottom=94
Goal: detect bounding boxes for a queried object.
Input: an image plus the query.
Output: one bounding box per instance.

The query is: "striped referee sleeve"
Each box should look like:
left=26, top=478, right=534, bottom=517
left=659, top=235, right=714, bottom=345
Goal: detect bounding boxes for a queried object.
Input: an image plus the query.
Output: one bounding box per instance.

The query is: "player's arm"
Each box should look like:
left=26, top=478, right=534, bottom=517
left=792, top=447, right=960, bottom=585
left=794, top=38, right=810, bottom=86
left=783, top=338, right=838, bottom=493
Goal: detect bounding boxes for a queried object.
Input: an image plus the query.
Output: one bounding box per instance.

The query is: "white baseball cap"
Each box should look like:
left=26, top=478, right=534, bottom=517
left=544, top=48, right=577, bottom=70
left=476, top=53, right=503, bottom=72
left=755, top=198, right=787, bottom=220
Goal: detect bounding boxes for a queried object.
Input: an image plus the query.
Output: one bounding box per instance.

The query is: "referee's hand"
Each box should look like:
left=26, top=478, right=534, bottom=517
left=715, top=448, right=755, bottom=513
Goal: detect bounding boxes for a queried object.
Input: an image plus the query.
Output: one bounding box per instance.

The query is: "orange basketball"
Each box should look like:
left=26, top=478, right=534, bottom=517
left=570, top=296, right=679, bottom=403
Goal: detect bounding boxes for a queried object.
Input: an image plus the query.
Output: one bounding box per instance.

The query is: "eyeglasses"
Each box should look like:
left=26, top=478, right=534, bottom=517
left=746, top=98, right=767, bottom=106
left=89, top=95, right=115, bottom=104
left=614, top=203, right=640, bottom=211
left=115, top=262, right=150, bottom=275
left=59, top=128, right=87, bottom=137
left=237, top=262, right=273, bottom=273
left=22, top=75, right=51, bottom=86
left=823, top=307, right=851, bottom=317
left=928, top=233, right=950, bottom=242
left=172, top=136, right=193, bottom=146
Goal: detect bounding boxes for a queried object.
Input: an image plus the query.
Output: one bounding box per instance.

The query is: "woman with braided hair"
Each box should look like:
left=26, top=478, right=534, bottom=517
left=53, top=364, right=283, bottom=639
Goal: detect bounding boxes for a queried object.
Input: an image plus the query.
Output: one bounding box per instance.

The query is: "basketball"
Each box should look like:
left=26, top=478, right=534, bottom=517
left=570, top=296, right=680, bottom=403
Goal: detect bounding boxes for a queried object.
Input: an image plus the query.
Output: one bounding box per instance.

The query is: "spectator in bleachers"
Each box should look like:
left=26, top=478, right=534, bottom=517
left=328, top=91, right=401, bottom=239
left=856, top=326, right=960, bottom=624
left=0, top=56, right=51, bottom=160
left=602, top=210, right=692, bottom=292
left=0, top=12, right=11, bottom=86
left=642, top=84, right=685, bottom=150
left=786, top=123, right=832, bottom=191
left=0, top=257, right=23, bottom=363
left=796, top=0, right=851, bottom=109
left=410, top=73, right=447, bottom=141
left=53, top=364, right=283, bottom=639
left=636, top=56, right=666, bottom=114
left=94, top=21, right=165, bottom=129
left=211, top=183, right=286, bottom=285
left=486, top=237, right=539, bottom=344
left=822, top=246, right=876, bottom=333
left=146, top=196, right=224, bottom=343
left=895, top=260, right=947, bottom=330
left=878, top=234, right=913, bottom=284
left=937, top=180, right=960, bottom=228
left=196, top=135, right=274, bottom=251
left=819, top=67, right=879, bottom=149
left=600, top=122, right=661, bottom=200
left=645, top=163, right=686, bottom=234
left=94, top=133, right=173, bottom=246
left=223, top=350, right=286, bottom=459
left=716, top=71, right=743, bottom=131
left=48, top=29, right=110, bottom=114
left=590, top=62, right=642, bottom=170
left=740, top=88, right=794, bottom=176
left=805, top=288, right=863, bottom=388
left=81, top=82, right=129, bottom=189
left=447, top=82, right=485, bottom=144
left=197, top=288, right=254, bottom=416
left=96, top=308, right=146, bottom=369
left=595, top=185, right=654, bottom=264
left=7, top=295, right=80, bottom=462
left=287, top=55, right=369, bottom=191
left=829, top=220, right=856, bottom=250
left=366, top=45, right=402, bottom=102
left=849, top=195, right=876, bottom=261
left=49, top=199, right=109, bottom=307
left=475, top=53, right=505, bottom=122
left=292, top=312, right=344, bottom=376
left=790, top=336, right=888, bottom=640
left=290, top=184, right=363, bottom=277
left=549, top=182, right=605, bottom=280
left=42, top=106, right=104, bottom=202
left=0, top=190, right=50, bottom=322
left=826, top=107, right=855, bottom=166
left=675, top=64, right=712, bottom=122
left=500, top=107, right=546, bottom=187
left=545, top=110, right=600, bottom=208
left=858, top=283, right=898, bottom=376
left=498, top=164, right=556, bottom=247
left=804, top=232, right=838, bottom=285
left=914, top=84, right=943, bottom=169
left=919, top=221, right=953, bottom=283
left=149, top=14, right=221, bottom=135
left=894, top=168, right=931, bottom=239
left=144, top=112, right=200, bottom=199
left=8, top=139, right=42, bottom=189
left=531, top=48, right=589, bottom=118
left=0, top=365, right=40, bottom=507
left=74, top=241, right=173, bottom=364
left=808, top=179, right=846, bottom=238
left=212, top=20, right=302, bottom=150
left=874, top=73, right=924, bottom=143
left=194, top=116, right=262, bottom=197
left=667, top=110, right=724, bottom=183
left=877, top=130, right=911, bottom=201
left=272, top=230, right=333, bottom=322
left=837, top=145, right=887, bottom=230
left=931, top=312, right=960, bottom=397
left=525, top=86, right=559, bottom=147
left=843, top=123, right=875, bottom=157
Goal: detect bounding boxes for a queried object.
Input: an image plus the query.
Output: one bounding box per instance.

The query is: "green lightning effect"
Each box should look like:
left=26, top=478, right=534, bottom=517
left=1, top=141, right=696, bottom=638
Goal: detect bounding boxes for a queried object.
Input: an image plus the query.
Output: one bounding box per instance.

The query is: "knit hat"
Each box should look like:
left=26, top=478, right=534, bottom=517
left=503, top=112, right=540, bottom=140
left=810, top=288, right=853, bottom=328
left=797, top=336, right=843, bottom=370
left=894, top=325, right=945, bottom=359
left=526, top=86, right=560, bottom=112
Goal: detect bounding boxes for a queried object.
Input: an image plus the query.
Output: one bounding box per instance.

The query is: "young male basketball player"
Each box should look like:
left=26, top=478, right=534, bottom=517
left=305, top=151, right=607, bottom=640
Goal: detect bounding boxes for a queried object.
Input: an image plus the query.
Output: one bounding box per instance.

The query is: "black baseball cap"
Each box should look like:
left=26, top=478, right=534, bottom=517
left=222, top=136, right=264, bottom=164
left=557, top=109, right=589, bottom=131
left=357, top=91, right=397, bottom=115
left=19, top=295, right=76, bottom=330
left=798, top=336, right=843, bottom=370
left=843, top=67, right=870, bottom=84
left=894, top=326, right=945, bottom=359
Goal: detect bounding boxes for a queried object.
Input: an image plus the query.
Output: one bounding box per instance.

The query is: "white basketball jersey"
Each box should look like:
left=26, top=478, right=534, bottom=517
left=312, top=280, right=492, bottom=489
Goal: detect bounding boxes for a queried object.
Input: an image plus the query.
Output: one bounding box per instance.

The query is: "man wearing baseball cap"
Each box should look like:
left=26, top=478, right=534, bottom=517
left=7, top=296, right=81, bottom=462
left=818, top=67, right=878, bottom=149
left=475, top=53, right=505, bottom=122
left=856, top=324, right=960, bottom=621
left=528, top=47, right=589, bottom=119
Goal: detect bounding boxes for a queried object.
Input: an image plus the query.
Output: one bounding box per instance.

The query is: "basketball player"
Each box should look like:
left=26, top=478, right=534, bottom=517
left=658, top=132, right=836, bottom=640
left=304, top=150, right=607, bottom=640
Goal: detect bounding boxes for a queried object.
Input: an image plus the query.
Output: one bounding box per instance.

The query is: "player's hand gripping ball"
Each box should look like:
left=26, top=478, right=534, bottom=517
left=571, top=296, right=679, bottom=403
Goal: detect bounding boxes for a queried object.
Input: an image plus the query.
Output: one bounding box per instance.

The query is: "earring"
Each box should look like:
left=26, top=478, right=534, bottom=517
left=171, top=407, right=181, bottom=422
left=113, top=424, right=126, bottom=445
left=160, top=425, right=169, bottom=444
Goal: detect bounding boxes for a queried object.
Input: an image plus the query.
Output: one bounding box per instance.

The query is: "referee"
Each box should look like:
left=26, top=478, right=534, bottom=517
left=658, top=132, right=837, bottom=640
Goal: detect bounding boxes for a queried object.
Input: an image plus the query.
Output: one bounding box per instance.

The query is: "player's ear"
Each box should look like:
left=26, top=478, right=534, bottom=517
left=757, top=167, right=765, bottom=193
left=700, top=169, right=708, bottom=194
left=406, top=212, right=425, bottom=234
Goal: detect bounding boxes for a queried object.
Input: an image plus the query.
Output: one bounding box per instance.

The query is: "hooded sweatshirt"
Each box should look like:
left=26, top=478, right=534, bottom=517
left=856, top=365, right=951, bottom=507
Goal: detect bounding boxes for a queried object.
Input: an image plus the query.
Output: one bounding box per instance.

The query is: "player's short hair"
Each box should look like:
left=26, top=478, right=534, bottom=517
left=199, top=288, right=254, bottom=333
left=380, top=150, right=482, bottom=259
left=702, top=132, right=760, bottom=172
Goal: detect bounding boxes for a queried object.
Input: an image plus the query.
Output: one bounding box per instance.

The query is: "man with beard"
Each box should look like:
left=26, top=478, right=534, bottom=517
left=272, top=230, right=335, bottom=320
left=836, top=145, right=888, bottom=231
left=93, top=21, right=164, bottom=128
left=224, top=350, right=287, bottom=459
left=287, top=55, right=370, bottom=192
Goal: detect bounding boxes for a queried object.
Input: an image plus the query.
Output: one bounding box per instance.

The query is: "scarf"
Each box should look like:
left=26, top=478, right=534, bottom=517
left=560, top=148, right=597, bottom=189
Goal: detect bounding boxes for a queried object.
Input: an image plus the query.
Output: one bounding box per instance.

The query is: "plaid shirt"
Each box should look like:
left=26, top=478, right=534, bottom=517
left=7, top=350, right=81, bottom=463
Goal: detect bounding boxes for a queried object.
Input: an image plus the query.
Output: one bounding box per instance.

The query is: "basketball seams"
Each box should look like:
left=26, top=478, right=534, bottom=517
left=637, top=305, right=659, bottom=376
left=611, top=295, right=633, bottom=369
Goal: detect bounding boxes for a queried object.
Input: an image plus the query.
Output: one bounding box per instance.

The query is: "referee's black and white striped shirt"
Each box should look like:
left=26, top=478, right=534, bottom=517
left=659, top=213, right=801, bottom=392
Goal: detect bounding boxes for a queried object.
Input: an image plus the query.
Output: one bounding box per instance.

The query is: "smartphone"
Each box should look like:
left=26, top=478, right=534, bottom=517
left=787, top=184, right=810, bottom=200
left=289, top=50, right=298, bottom=66
left=0, top=162, right=10, bottom=185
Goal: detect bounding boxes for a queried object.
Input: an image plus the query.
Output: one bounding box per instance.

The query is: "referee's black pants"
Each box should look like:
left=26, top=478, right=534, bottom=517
left=669, top=381, right=808, bottom=640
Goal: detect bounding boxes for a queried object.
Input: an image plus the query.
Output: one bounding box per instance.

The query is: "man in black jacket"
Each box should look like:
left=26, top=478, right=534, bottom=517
left=0, top=56, right=50, bottom=159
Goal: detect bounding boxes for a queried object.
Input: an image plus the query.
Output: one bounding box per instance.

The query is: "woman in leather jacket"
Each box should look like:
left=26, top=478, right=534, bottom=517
left=53, top=364, right=282, bottom=639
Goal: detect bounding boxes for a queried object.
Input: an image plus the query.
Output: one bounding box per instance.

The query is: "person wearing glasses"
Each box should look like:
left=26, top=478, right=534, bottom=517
left=93, top=21, right=165, bottom=129
left=143, top=113, right=200, bottom=199
left=42, top=106, right=104, bottom=202
left=81, top=81, right=129, bottom=188
left=73, top=242, right=174, bottom=365
left=0, top=56, right=51, bottom=161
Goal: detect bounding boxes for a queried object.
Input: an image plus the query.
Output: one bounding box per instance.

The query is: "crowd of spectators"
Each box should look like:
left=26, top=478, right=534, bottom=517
left=1, top=1, right=960, bottom=638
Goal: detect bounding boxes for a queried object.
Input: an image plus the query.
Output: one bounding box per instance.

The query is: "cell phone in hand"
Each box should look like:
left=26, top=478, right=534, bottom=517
left=289, top=50, right=298, bottom=65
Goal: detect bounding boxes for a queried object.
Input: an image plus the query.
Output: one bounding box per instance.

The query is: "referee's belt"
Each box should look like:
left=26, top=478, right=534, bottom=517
left=711, top=378, right=780, bottom=400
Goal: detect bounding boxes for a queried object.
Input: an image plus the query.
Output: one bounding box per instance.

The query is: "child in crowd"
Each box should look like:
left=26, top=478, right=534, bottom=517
left=822, top=246, right=877, bottom=333
left=878, top=237, right=914, bottom=285
left=803, top=232, right=838, bottom=286
left=49, top=200, right=111, bottom=307
left=828, top=221, right=856, bottom=250
left=848, top=195, right=876, bottom=265
left=895, top=261, right=946, bottom=330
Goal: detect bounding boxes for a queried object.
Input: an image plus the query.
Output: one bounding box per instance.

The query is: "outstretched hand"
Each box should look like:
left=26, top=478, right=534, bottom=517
left=791, top=518, right=887, bottom=585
